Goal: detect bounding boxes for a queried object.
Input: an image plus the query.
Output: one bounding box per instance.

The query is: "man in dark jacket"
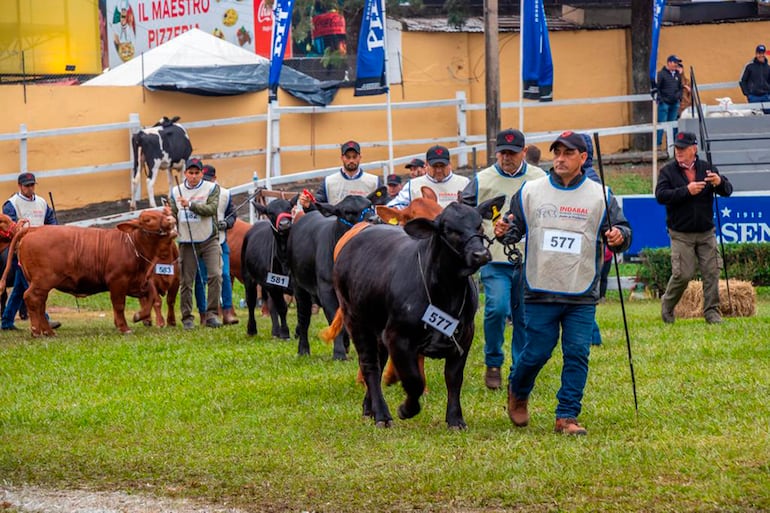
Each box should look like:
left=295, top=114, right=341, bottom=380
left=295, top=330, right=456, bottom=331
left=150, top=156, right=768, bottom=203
left=655, top=132, right=733, bottom=325
left=655, top=55, right=684, bottom=146
left=739, top=44, right=770, bottom=105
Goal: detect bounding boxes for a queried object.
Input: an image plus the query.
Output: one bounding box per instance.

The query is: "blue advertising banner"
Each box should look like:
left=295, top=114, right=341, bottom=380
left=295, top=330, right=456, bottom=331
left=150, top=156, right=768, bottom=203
left=649, top=0, right=667, bottom=89
left=354, top=0, right=387, bottom=96
left=522, top=0, right=553, bottom=102
left=268, top=0, right=296, bottom=97
left=621, top=194, right=770, bottom=257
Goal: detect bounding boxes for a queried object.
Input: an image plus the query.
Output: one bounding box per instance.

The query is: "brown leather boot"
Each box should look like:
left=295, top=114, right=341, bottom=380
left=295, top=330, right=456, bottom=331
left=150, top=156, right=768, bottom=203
left=507, top=386, right=529, bottom=427
left=199, top=313, right=206, bottom=326
left=223, top=307, right=239, bottom=325
left=484, top=367, right=501, bottom=390
left=554, top=417, right=587, bottom=436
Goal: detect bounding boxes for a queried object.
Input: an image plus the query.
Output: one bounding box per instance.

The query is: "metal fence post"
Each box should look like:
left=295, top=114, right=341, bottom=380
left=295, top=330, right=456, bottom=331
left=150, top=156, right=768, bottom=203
left=456, top=91, right=468, bottom=168
left=271, top=100, right=282, bottom=178
left=128, top=113, right=141, bottom=205
left=19, top=124, right=28, bottom=173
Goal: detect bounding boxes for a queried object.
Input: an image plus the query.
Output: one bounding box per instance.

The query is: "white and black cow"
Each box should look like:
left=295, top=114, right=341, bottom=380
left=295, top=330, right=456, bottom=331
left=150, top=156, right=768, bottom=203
left=131, top=116, right=192, bottom=209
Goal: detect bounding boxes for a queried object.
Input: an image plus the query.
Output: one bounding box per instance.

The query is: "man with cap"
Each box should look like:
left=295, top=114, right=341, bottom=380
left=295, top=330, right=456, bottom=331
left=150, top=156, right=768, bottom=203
left=494, top=130, right=632, bottom=435
left=385, top=173, right=403, bottom=202
left=405, top=158, right=426, bottom=178
left=739, top=44, right=770, bottom=105
left=654, top=54, right=684, bottom=147
left=1, top=173, right=61, bottom=331
left=193, top=164, right=239, bottom=326
left=387, top=145, right=469, bottom=209
left=460, top=129, right=546, bottom=390
left=312, top=140, right=381, bottom=205
left=655, top=132, right=732, bottom=325
left=170, top=158, right=223, bottom=330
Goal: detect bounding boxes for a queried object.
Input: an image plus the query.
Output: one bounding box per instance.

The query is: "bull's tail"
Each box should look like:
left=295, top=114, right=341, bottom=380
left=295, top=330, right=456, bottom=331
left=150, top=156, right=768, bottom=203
left=0, top=220, right=31, bottom=290
left=319, top=307, right=344, bottom=344
left=132, top=145, right=144, bottom=184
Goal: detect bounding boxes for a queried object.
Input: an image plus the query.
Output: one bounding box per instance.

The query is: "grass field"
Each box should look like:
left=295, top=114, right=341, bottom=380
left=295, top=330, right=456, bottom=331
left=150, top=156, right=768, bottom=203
left=1, top=284, right=768, bottom=513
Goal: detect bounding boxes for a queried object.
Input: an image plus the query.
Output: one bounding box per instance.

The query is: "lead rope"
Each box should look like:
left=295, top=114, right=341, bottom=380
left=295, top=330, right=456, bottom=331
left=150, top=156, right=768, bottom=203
left=417, top=250, right=466, bottom=356
left=126, top=232, right=153, bottom=264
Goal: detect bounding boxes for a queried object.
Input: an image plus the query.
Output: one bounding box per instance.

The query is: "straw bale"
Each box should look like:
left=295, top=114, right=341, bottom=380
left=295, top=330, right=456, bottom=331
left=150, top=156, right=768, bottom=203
left=673, top=280, right=756, bottom=318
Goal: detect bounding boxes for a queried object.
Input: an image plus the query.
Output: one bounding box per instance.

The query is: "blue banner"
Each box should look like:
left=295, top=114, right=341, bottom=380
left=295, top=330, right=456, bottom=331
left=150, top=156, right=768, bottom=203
left=268, top=0, right=296, bottom=98
left=621, top=194, right=770, bottom=257
left=522, top=0, right=553, bottom=102
left=354, top=0, right=387, bottom=96
left=649, top=0, right=667, bottom=89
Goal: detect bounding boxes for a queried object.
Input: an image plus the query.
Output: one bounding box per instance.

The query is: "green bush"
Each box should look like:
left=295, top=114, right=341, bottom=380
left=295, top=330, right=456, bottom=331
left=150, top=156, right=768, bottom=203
left=638, top=243, right=770, bottom=294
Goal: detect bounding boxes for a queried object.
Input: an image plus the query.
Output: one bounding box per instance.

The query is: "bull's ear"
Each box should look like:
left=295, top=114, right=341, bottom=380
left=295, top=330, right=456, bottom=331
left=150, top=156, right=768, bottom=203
left=420, top=186, right=438, bottom=202
left=404, top=218, right=437, bottom=239
left=368, top=186, right=388, bottom=205
left=315, top=202, right=337, bottom=217
left=289, top=194, right=299, bottom=207
left=116, top=220, right=139, bottom=233
left=252, top=201, right=267, bottom=216
left=477, top=195, right=507, bottom=220
left=376, top=205, right=404, bottom=225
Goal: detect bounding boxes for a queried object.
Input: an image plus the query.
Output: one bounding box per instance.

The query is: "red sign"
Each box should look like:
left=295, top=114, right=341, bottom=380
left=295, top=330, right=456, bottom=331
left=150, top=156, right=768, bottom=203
left=312, top=12, right=345, bottom=39
left=253, top=0, right=291, bottom=59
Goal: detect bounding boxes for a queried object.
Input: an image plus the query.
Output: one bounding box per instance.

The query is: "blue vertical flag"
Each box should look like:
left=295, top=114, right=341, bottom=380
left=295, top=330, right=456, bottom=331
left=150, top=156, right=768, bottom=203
left=649, top=0, right=667, bottom=89
left=268, top=0, right=296, bottom=100
left=354, top=0, right=387, bottom=96
left=522, top=0, right=553, bottom=102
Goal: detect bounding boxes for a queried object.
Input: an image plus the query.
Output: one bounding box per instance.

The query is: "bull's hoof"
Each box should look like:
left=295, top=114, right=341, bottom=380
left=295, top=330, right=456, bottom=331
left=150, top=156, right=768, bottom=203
left=298, top=347, right=310, bottom=356
left=375, top=419, right=394, bottom=428
left=142, top=320, right=152, bottom=327
left=397, top=402, right=421, bottom=420
left=447, top=421, right=468, bottom=431
left=332, top=353, right=348, bottom=361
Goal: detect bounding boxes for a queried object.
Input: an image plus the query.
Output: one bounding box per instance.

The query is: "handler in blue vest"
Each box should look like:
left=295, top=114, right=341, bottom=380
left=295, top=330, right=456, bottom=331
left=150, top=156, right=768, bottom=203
left=494, top=131, right=632, bottom=436
left=460, top=129, right=546, bottom=390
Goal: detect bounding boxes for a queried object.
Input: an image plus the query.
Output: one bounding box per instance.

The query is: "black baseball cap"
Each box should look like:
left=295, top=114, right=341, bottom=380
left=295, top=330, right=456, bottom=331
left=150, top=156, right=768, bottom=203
left=667, top=55, right=682, bottom=64
left=405, top=158, right=425, bottom=169
left=341, top=140, right=361, bottom=154
left=757, top=44, right=766, bottom=53
left=17, top=172, right=37, bottom=186
left=496, top=129, right=525, bottom=152
left=549, top=131, right=588, bottom=153
left=673, top=132, right=697, bottom=148
left=202, top=164, right=217, bottom=181
left=186, top=157, right=203, bottom=170
left=426, top=145, right=450, bottom=165
left=386, top=174, right=402, bottom=185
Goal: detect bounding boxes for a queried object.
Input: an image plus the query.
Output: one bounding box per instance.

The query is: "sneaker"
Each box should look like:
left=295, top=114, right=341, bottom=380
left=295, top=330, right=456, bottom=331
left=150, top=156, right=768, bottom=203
left=484, top=367, right=501, bottom=390
left=554, top=417, right=587, bottom=436
left=49, top=320, right=62, bottom=330
left=507, top=386, right=529, bottom=427
left=1, top=325, right=19, bottom=331
left=705, top=313, right=722, bottom=324
left=205, top=317, right=223, bottom=328
left=182, top=319, right=195, bottom=330
left=661, top=305, right=675, bottom=324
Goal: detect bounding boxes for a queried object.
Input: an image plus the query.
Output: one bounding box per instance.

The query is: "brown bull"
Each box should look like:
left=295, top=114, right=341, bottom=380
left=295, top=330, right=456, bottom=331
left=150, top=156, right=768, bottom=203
left=134, top=241, right=179, bottom=327
left=4, top=209, right=177, bottom=336
left=226, top=218, right=251, bottom=285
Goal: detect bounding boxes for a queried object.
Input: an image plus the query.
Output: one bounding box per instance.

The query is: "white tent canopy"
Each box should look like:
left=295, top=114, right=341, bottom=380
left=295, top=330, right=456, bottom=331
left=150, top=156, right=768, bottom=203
left=84, top=28, right=269, bottom=87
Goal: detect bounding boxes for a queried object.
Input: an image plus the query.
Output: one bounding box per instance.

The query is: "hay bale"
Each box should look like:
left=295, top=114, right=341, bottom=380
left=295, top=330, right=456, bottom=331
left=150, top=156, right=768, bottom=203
left=673, top=280, right=756, bottom=318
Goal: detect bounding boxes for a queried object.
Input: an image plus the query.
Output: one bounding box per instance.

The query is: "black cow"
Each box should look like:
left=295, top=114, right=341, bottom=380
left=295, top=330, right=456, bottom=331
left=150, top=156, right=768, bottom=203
left=131, top=116, right=192, bottom=210
left=242, top=195, right=298, bottom=339
left=287, top=190, right=383, bottom=360
left=333, top=197, right=505, bottom=429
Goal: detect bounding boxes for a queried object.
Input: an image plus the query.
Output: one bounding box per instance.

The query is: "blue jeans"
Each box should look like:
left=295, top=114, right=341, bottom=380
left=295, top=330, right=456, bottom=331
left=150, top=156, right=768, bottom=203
left=657, top=101, right=680, bottom=145
left=480, top=262, right=526, bottom=371
left=1, top=260, right=26, bottom=328
left=194, top=241, right=232, bottom=312
left=509, top=302, right=595, bottom=419
left=747, top=94, right=770, bottom=114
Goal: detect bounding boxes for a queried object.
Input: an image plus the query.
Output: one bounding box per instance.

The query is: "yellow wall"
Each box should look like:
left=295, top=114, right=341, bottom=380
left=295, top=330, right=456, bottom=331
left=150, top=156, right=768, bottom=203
left=0, top=20, right=765, bottom=210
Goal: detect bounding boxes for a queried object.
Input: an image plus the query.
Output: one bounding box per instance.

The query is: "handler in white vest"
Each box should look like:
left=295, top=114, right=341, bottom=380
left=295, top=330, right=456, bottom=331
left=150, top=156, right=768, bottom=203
left=170, top=158, right=223, bottom=330
left=494, top=131, right=632, bottom=436
left=387, top=145, right=470, bottom=209
left=313, top=140, right=380, bottom=205
left=460, top=129, right=546, bottom=391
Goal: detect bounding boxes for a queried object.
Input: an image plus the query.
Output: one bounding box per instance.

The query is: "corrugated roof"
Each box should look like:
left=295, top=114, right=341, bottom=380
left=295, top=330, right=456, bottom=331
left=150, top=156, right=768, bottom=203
left=396, top=15, right=583, bottom=33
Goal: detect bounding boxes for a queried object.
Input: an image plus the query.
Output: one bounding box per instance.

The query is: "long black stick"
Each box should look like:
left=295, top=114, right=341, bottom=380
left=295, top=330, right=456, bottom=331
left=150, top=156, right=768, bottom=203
left=593, top=132, right=638, bottom=416
left=47, top=192, right=58, bottom=224
left=690, top=66, right=732, bottom=313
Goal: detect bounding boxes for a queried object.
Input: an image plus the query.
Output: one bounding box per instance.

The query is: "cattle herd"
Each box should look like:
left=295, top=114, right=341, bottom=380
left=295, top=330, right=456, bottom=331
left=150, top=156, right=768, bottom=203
left=0, top=176, right=505, bottom=429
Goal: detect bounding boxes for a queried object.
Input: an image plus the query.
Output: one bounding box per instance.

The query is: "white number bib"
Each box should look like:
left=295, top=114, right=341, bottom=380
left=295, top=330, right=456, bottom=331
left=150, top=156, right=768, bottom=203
left=421, top=304, right=459, bottom=337
left=155, top=263, right=174, bottom=275
left=180, top=210, right=200, bottom=223
left=542, top=229, right=581, bottom=255
left=266, top=272, right=289, bottom=288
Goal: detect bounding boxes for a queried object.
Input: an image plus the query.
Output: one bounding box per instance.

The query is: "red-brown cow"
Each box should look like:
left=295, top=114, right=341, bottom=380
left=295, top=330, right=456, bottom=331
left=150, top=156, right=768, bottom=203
left=8, top=210, right=177, bottom=336
left=134, top=241, right=179, bottom=328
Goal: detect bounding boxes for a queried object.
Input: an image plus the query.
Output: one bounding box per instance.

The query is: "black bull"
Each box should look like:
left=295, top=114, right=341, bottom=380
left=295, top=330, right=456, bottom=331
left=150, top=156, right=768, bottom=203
left=333, top=197, right=505, bottom=429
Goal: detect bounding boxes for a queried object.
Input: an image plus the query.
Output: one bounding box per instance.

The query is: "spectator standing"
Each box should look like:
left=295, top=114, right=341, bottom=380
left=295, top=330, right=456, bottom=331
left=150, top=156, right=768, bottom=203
left=739, top=44, right=770, bottom=105
left=385, top=174, right=403, bottom=202
left=525, top=146, right=542, bottom=167
left=171, top=158, right=223, bottom=330
left=655, top=132, right=733, bottom=325
left=460, top=129, right=546, bottom=390
left=655, top=55, right=684, bottom=147
left=405, top=158, right=426, bottom=178
left=494, top=131, right=632, bottom=436
left=194, top=164, right=239, bottom=325
left=1, top=173, right=60, bottom=331
left=387, top=145, right=469, bottom=209
left=314, top=140, right=381, bottom=204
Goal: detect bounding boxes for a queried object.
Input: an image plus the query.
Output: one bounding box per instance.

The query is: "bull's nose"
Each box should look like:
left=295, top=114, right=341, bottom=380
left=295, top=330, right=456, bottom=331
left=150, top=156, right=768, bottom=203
left=278, top=219, right=292, bottom=231
left=471, top=249, right=491, bottom=266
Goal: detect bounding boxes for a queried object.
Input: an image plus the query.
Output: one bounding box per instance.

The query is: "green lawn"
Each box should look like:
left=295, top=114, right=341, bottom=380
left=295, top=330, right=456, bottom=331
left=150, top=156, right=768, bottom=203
left=0, top=286, right=768, bottom=512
